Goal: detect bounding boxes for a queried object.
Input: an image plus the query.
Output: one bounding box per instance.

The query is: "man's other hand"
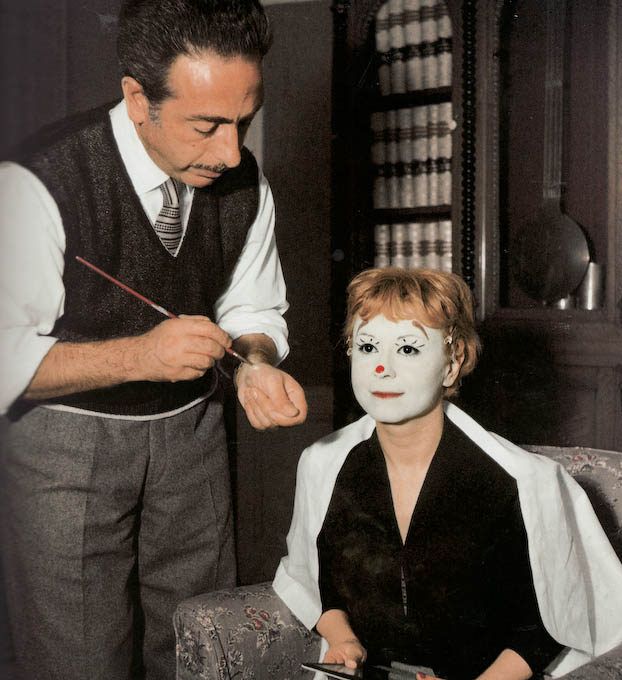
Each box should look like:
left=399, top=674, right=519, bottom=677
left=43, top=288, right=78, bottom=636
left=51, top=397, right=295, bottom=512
left=235, top=362, right=307, bottom=430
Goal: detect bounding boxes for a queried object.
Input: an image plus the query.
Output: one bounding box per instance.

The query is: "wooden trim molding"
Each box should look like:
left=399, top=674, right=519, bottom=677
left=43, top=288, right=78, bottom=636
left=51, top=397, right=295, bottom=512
left=461, top=0, right=477, bottom=290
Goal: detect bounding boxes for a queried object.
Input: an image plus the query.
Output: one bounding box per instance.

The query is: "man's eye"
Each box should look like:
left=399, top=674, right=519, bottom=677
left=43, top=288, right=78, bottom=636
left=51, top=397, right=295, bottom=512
left=195, top=125, right=218, bottom=137
left=357, top=343, right=377, bottom=354
left=397, top=345, right=420, bottom=356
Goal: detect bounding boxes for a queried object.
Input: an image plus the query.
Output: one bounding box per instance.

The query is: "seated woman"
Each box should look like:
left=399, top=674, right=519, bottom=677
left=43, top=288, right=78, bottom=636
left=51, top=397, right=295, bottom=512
left=273, top=267, right=622, bottom=680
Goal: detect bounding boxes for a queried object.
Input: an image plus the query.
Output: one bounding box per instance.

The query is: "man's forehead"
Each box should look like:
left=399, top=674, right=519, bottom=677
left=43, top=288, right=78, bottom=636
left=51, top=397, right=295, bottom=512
left=167, top=51, right=263, bottom=101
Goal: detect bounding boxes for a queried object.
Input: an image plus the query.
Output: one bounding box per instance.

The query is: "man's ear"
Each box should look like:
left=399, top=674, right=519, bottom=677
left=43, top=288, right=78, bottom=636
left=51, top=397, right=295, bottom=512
left=442, top=354, right=463, bottom=388
left=121, top=76, right=150, bottom=125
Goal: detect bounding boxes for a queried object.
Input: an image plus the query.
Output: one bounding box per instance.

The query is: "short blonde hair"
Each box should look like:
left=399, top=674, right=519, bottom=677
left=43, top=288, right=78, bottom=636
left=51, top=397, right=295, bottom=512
left=344, top=267, right=481, bottom=396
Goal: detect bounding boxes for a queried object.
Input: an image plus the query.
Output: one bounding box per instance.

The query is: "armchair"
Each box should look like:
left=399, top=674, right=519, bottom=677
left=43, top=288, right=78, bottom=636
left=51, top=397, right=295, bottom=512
left=174, top=445, right=622, bottom=680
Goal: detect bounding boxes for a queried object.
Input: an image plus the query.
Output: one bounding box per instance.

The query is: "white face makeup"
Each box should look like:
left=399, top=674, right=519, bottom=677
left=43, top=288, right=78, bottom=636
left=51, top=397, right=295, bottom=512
left=351, top=314, right=456, bottom=424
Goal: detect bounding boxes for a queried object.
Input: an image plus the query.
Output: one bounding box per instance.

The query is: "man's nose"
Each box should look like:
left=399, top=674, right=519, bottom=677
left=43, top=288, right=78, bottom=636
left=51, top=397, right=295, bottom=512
left=213, top=124, right=241, bottom=169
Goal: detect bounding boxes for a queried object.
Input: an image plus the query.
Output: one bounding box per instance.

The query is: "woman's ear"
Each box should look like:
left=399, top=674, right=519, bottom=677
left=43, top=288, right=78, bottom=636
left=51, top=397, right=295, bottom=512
left=442, top=354, right=463, bottom=388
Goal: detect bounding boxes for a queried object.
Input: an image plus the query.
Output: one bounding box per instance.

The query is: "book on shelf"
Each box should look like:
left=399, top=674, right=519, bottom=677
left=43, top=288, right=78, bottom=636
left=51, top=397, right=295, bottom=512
left=374, top=221, right=453, bottom=271
left=375, top=0, right=453, bottom=95
left=370, top=103, right=453, bottom=210
left=388, top=0, right=407, bottom=94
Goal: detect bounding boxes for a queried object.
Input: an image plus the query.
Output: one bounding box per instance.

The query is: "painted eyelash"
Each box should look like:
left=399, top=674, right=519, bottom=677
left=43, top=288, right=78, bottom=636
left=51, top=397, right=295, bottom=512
left=395, top=339, right=425, bottom=349
left=355, top=341, right=378, bottom=352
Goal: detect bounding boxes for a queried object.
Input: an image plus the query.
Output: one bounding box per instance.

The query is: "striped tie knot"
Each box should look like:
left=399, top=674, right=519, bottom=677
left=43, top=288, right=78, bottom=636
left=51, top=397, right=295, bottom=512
left=154, top=177, right=182, bottom=256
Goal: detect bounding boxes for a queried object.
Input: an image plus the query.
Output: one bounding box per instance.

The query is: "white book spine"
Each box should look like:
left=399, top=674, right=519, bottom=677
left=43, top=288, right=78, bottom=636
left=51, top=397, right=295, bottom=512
left=420, top=0, right=438, bottom=44
left=388, top=0, right=406, bottom=93
left=436, top=1, right=452, bottom=39
left=391, top=222, right=411, bottom=269
left=438, top=102, right=453, bottom=204
left=374, top=223, right=392, bottom=267
left=422, top=221, right=440, bottom=269
left=385, top=109, right=399, bottom=165
left=408, top=222, right=424, bottom=269
left=412, top=105, right=429, bottom=206
left=427, top=104, right=440, bottom=205
left=439, top=219, right=452, bottom=272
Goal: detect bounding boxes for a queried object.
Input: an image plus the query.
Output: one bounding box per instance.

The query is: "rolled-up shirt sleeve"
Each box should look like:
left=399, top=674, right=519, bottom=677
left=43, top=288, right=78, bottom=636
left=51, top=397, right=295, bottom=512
left=213, top=169, right=290, bottom=364
left=0, top=162, right=66, bottom=414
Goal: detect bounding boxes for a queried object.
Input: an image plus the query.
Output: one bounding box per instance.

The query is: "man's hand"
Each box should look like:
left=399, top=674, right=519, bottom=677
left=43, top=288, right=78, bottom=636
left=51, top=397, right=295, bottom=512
left=135, top=315, right=231, bottom=382
left=322, top=639, right=367, bottom=669
left=23, top=315, right=232, bottom=401
left=235, top=362, right=307, bottom=430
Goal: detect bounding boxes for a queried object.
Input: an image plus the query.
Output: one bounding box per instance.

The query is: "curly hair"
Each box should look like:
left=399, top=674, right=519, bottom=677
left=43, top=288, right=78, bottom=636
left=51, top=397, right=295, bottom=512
left=344, top=267, right=481, bottom=396
left=117, top=0, right=272, bottom=104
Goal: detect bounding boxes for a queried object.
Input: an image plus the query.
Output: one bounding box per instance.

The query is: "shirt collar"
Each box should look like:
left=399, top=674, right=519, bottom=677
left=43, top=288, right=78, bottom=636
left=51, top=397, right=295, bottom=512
left=109, top=99, right=170, bottom=197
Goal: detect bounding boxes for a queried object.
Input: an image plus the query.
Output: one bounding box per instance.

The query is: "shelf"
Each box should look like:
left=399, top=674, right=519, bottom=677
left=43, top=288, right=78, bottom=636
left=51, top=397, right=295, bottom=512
left=372, top=206, right=451, bottom=223
left=364, top=87, right=452, bottom=112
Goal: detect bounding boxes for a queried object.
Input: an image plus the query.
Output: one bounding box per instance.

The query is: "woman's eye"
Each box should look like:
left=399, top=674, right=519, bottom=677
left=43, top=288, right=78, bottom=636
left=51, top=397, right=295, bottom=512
left=397, top=345, right=420, bottom=356
left=357, top=343, right=377, bottom=354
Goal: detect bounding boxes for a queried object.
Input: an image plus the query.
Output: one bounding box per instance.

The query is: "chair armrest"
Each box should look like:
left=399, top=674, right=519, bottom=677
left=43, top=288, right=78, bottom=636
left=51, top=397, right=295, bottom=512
left=174, top=581, right=321, bottom=680
left=546, top=642, right=622, bottom=680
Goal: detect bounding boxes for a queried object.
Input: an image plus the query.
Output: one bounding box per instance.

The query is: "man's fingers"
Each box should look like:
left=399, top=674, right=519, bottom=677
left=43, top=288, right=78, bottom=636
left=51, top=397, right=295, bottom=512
left=175, top=315, right=231, bottom=347
left=284, top=378, right=308, bottom=419
left=183, top=336, right=227, bottom=360
left=242, top=389, right=276, bottom=430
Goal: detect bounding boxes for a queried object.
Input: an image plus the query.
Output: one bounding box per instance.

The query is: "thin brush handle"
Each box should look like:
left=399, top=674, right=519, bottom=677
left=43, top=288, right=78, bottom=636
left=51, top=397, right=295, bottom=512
left=75, top=256, right=250, bottom=365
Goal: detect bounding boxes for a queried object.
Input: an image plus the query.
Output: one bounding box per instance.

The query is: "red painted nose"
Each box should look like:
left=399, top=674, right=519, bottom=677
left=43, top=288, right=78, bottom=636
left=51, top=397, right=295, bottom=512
left=376, top=365, right=384, bottom=374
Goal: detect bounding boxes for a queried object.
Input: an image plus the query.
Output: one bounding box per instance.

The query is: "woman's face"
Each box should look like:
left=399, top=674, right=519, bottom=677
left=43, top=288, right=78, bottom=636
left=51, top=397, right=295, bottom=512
left=351, top=314, right=458, bottom=424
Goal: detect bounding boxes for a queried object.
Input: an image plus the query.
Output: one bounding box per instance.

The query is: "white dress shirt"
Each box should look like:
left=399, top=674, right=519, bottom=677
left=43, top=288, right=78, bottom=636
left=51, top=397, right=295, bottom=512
left=0, top=100, right=289, bottom=416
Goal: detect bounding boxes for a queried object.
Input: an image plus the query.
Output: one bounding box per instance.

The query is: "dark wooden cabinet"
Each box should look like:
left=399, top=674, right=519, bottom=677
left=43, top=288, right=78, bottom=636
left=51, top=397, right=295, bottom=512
left=457, top=0, right=622, bottom=449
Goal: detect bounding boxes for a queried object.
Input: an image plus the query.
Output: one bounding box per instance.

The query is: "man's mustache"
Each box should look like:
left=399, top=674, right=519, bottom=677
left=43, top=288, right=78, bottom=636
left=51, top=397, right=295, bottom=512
left=184, top=163, right=228, bottom=173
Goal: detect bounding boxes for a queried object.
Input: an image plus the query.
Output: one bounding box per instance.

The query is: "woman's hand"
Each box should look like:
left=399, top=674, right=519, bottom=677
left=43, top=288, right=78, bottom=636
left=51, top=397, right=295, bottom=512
left=322, top=638, right=367, bottom=669
left=317, top=609, right=367, bottom=669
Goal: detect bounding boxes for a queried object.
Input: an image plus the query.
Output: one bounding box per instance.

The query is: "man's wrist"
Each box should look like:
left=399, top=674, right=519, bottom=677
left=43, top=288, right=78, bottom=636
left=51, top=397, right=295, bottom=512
left=231, top=332, right=278, bottom=367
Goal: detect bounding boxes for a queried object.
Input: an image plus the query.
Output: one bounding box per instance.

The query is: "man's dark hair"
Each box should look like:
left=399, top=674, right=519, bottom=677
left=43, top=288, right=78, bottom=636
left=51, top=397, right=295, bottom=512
left=117, top=0, right=272, bottom=104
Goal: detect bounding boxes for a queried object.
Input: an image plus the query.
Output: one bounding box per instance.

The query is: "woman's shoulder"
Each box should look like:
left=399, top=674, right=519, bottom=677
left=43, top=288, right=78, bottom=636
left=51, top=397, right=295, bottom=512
left=444, top=401, right=566, bottom=481
left=297, top=414, right=376, bottom=477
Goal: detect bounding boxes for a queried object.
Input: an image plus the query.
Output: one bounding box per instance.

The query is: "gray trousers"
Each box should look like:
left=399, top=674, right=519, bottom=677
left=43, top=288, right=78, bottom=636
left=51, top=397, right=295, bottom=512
left=0, top=396, right=236, bottom=680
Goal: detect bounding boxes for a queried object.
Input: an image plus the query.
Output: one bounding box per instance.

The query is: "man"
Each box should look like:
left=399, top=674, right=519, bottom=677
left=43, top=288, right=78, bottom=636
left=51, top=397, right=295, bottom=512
left=0, top=1, right=307, bottom=678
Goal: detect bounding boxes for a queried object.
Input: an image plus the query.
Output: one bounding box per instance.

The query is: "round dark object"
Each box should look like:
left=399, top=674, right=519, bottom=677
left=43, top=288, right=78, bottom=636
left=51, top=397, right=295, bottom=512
left=511, top=209, right=590, bottom=303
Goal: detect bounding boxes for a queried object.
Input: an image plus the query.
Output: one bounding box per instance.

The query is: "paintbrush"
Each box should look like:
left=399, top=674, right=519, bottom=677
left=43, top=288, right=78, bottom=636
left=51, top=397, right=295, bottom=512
left=75, top=256, right=251, bottom=365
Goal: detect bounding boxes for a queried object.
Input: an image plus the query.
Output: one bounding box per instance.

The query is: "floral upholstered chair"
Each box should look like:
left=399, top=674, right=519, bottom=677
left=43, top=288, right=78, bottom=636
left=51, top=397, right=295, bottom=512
left=174, top=445, right=622, bottom=680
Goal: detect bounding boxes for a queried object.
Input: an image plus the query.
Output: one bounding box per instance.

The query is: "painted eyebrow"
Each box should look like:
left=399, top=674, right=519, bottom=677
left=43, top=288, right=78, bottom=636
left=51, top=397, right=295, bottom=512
left=395, top=334, right=426, bottom=343
left=355, top=333, right=379, bottom=342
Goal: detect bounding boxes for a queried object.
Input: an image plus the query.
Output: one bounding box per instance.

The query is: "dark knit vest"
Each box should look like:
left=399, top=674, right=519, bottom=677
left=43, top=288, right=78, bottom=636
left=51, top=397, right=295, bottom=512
left=17, top=102, right=259, bottom=415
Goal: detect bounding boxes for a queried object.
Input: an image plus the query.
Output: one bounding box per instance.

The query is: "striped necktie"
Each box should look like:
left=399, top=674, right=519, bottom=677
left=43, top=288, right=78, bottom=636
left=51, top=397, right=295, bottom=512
left=154, top=178, right=182, bottom=256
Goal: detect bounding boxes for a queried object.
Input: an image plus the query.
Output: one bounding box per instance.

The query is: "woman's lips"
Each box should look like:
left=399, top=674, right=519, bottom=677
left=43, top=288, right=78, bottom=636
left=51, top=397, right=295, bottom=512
left=372, top=392, right=404, bottom=399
